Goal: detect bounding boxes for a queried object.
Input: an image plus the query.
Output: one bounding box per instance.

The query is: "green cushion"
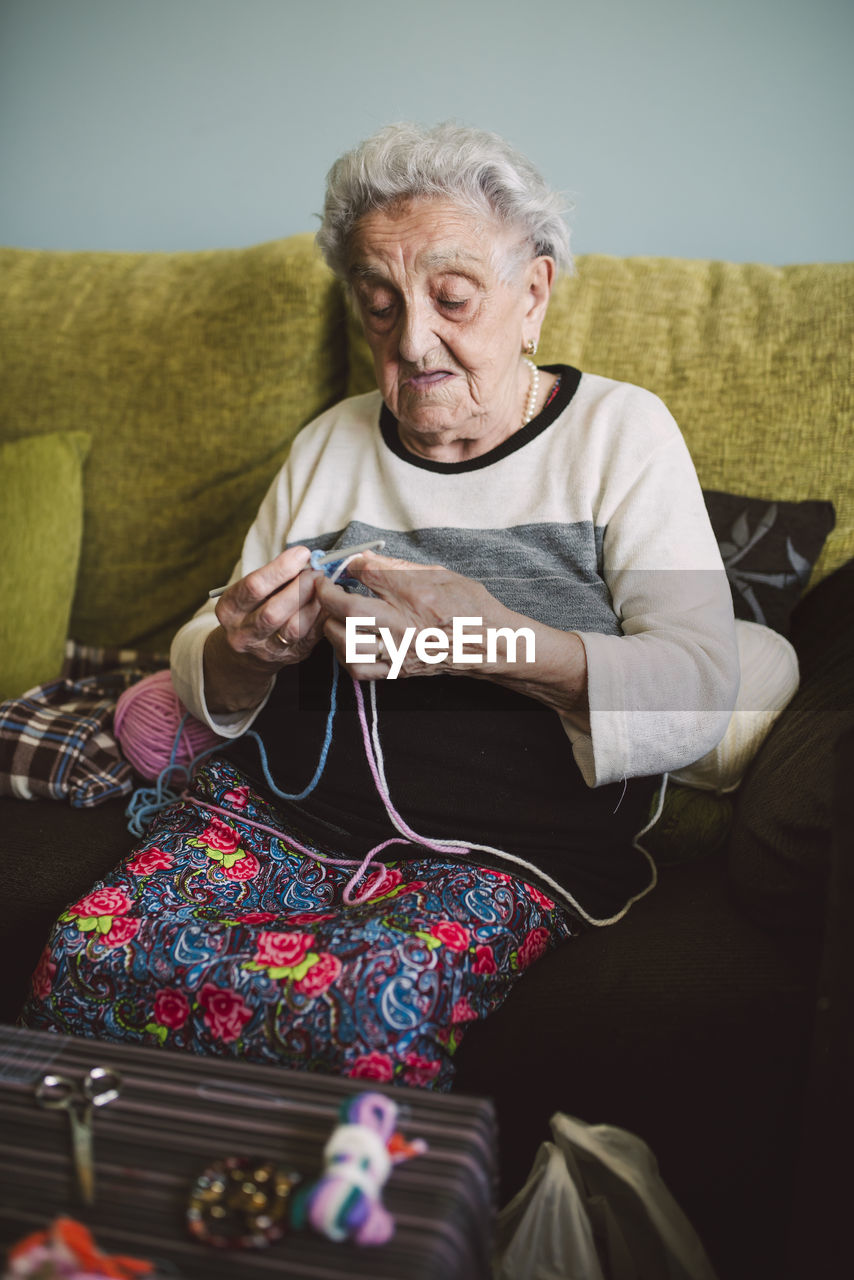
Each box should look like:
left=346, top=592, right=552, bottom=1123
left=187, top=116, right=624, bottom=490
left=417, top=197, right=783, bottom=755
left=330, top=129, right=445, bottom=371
left=0, top=236, right=348, bottom=651
left=347, top=255, right=854, bottom=584
left=0, top=432, right=90, bottom=700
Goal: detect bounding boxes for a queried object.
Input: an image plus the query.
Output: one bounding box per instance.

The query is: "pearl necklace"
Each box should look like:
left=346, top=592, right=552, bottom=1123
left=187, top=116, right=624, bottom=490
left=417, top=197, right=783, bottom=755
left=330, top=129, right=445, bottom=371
left=522, top=357, right=541, bottom=426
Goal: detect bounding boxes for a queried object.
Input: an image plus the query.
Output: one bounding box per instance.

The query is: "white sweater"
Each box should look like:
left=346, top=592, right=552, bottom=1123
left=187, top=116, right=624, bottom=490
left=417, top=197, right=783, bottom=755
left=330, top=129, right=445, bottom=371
left=172, top=367, right=738, bottom=790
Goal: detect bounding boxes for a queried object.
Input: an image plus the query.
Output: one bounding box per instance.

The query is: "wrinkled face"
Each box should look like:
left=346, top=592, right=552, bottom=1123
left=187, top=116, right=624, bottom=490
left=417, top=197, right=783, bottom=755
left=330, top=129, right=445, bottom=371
left=348, top=197, right=551, bottom=461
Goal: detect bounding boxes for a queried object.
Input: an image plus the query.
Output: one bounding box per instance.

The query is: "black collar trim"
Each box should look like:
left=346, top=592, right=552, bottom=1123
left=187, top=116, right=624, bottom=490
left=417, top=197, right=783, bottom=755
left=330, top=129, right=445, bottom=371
left=378, top=364, right=582, bottom=473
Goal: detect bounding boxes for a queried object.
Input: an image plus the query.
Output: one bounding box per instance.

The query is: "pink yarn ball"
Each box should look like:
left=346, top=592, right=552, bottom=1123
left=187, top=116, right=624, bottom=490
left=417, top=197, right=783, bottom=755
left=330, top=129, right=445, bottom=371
left=114, top=670, right=221, bottom=781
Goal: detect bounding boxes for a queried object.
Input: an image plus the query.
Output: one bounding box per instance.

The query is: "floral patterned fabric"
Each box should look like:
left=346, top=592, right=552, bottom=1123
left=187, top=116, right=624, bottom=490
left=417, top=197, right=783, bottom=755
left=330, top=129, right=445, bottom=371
left=21, top=758, right=580, bottom=1090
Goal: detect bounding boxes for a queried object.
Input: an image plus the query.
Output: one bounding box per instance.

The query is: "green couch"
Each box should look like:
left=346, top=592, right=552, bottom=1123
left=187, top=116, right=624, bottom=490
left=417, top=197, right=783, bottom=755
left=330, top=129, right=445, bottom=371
left=2, top=237, right=852, bottom=1279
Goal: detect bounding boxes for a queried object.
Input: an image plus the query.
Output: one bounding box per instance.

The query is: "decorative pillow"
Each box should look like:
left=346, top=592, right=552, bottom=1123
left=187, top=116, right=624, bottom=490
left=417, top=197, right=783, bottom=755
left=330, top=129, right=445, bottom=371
left=728, top=557, right=854, bottom=932
left=703, top=489, right=835, bottom=636
left=670, top=619, right=799, bottom=794
left=0, top=433, right=90, bottom=701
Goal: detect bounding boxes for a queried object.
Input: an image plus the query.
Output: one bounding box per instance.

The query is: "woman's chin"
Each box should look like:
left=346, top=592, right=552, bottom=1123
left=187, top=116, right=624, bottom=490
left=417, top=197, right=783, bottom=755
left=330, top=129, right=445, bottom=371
left=394, top=395, right=460, bottom=431
left=397, top=410, right=467, bottom=450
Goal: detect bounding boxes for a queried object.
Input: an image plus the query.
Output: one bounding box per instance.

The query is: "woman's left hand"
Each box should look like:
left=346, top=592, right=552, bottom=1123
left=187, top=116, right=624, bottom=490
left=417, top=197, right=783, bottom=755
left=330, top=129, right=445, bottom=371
left=313, top=549, right=590, bottom=730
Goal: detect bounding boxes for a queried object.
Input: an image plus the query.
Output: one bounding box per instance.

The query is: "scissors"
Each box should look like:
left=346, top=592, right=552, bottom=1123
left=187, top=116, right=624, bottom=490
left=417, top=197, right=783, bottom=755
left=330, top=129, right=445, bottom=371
left=35, top=1066, right=122, bottom=1205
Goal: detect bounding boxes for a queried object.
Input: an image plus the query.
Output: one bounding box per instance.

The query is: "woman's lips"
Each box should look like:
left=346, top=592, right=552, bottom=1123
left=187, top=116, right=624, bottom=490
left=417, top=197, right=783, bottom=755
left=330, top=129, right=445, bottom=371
left=406, top=370, right=453, bottom=389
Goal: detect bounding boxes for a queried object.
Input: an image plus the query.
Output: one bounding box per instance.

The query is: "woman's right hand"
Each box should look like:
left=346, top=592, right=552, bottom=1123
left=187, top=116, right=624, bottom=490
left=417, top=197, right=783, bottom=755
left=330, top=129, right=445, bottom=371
left=203, top=546, right=324, bottom=713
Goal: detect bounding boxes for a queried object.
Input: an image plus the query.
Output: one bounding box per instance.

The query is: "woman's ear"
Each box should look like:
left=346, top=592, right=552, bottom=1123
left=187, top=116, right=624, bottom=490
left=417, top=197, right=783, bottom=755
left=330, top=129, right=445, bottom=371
left=524, top=256, right=555, bottom=338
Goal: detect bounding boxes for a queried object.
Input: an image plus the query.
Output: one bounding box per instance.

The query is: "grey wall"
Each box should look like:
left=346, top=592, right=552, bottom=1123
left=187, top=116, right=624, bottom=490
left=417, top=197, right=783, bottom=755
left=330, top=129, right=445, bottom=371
left=1, top=0, right=851, bottom=262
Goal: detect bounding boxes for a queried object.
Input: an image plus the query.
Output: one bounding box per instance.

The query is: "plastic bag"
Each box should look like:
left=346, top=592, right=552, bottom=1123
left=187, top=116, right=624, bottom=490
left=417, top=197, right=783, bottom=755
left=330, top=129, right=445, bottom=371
left=493, top=1114, right=719, bottom=1280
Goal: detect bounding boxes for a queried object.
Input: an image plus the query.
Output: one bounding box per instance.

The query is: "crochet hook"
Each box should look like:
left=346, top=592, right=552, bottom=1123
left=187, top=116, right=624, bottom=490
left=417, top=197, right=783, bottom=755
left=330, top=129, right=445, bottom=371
left=208, top=540, right=386, bottom=598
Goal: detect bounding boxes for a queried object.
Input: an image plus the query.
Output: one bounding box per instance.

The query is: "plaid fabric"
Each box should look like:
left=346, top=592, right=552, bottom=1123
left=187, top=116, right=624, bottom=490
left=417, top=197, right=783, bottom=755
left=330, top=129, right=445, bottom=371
left=0, top=646, right=166, bottom=807
left=61, top=640, right=168, bottom=682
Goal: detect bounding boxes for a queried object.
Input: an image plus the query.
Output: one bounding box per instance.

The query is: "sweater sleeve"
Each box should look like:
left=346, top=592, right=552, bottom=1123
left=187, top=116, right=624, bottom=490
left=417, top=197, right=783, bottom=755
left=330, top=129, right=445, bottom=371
left=566, top=393, right=739, bottom=787
left=169, top=462, right=294, bottom=736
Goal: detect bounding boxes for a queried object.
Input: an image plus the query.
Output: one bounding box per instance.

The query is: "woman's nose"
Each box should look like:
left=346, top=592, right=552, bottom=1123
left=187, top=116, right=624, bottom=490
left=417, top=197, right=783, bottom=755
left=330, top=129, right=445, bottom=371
left=397, top=299, right=438, bottom=364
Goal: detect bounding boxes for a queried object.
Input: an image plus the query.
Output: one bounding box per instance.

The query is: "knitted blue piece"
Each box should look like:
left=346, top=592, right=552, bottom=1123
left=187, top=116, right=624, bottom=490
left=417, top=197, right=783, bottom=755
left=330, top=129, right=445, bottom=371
left=310, top=547, right=364, bottom=591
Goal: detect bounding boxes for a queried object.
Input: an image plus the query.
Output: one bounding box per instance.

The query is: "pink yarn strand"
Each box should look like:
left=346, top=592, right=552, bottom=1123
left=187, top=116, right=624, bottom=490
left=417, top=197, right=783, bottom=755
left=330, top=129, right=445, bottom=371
left=351, top=677, right=461, bottom=857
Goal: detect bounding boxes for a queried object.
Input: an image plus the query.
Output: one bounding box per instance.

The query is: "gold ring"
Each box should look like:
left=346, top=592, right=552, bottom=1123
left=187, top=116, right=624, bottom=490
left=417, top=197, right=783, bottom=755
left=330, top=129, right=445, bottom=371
left=274, top=631, right=291, bottom=648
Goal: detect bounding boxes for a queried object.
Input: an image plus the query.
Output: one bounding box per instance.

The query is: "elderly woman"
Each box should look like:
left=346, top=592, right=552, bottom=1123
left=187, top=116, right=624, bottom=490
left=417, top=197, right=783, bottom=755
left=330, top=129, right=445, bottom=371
left=22, top=124, right=738, bottom=1090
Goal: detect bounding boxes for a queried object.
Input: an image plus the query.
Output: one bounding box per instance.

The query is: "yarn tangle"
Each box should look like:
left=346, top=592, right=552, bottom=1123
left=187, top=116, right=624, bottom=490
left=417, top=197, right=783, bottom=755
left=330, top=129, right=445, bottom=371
left=116, top=671, right=223, bottom=838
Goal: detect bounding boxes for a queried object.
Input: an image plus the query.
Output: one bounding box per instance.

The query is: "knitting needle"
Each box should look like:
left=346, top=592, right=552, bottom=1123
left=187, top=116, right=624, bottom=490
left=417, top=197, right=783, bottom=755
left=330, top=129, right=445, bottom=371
left=208, top=540, right=386, bottom=598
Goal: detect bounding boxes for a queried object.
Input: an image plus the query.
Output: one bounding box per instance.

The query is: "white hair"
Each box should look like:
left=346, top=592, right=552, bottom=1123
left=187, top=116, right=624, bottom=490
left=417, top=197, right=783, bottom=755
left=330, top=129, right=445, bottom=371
left=316, top=121, right=573, bottom=280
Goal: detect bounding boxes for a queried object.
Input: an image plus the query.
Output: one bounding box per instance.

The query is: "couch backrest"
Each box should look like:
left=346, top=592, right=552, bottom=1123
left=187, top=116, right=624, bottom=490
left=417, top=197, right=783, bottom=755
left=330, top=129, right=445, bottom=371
left=3, top=238, right=851, bottom=660
left=348, top=254, right=854, bottom=585
left=0, top=235, right=347, bottom=653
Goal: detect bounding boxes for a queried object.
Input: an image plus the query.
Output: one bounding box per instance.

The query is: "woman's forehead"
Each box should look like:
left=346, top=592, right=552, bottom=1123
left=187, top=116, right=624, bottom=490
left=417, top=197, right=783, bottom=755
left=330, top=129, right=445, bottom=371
left=348, top=198, right=512, bottom=281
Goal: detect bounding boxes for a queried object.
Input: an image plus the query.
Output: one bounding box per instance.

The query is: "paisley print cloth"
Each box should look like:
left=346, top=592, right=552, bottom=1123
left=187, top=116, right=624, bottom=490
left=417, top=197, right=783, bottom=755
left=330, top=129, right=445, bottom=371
left=21, top=758, right=581, bottom=1090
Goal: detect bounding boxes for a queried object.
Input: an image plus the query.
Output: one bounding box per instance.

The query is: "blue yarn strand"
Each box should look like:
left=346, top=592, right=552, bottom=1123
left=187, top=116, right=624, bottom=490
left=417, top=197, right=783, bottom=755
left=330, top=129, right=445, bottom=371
left=243, top=650, right=339, bottom=801
left=125, top=712, right=224, bottom=837
left=124, top=652, right=340, bottom=836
